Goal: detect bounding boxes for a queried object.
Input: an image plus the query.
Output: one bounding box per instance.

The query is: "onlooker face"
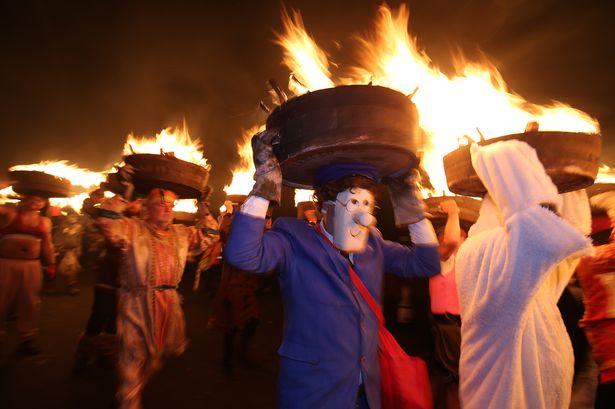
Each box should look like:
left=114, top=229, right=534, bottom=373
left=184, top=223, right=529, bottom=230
left=24, top=195, right=47, bottom=211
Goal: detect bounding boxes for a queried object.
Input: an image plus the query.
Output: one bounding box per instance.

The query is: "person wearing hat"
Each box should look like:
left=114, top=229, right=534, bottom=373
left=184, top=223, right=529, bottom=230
left=225, top=130, right=441, bottom=409
left=93, top=172, right=215, bottom=409
left=0, top=194, right=56, bottom=355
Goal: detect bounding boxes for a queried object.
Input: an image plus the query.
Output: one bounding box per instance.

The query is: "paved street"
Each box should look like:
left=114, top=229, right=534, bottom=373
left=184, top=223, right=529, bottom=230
left=0, top=264, right=283, bottom=409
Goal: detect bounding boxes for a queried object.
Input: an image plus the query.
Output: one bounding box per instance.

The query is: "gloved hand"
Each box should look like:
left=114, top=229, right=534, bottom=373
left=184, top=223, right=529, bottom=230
left=383, top=167, right=426, bottom=227
left=43, top=264, right=57, bottom=281
left=250, top=129, right=282, bottom=205
left=117, top=164, right=135, bottom=201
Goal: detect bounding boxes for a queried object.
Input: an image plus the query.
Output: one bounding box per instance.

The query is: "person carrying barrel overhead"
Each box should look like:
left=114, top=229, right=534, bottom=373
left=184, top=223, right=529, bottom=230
left=225, top=127, right=441, bottom=409
left=93, top=159, right=215, bottom=409
left=0, top=170, right=68, bottom=355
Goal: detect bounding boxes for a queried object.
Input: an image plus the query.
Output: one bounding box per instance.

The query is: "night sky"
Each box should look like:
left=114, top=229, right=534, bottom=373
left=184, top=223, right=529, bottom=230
left=1, top=0, right=614, bottom=207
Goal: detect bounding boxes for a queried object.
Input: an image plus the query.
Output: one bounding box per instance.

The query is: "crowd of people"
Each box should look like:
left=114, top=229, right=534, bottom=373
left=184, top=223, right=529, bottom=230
left=1, top=132, right=614, bottom=409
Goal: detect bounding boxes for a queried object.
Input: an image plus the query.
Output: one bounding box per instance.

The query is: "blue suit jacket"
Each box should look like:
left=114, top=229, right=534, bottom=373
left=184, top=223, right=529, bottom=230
left=226, top=213, right=440, bottom=409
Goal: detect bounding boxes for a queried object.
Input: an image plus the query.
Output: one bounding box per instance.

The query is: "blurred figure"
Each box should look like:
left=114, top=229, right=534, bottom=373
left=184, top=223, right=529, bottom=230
left=72, top=191, right=141, bottom=374
left=576, top=191, right=615, bottom=408
left=52, top=207, right=83, bottom=295
left=209, top=206, right=271, bottom=375
left=192, top=193, right=220, bottom=291
left=429, top=199, right=464, bottom=409
left=94, top=168, right=213, bottom=409
left=0, top=195, right=56, bottom=355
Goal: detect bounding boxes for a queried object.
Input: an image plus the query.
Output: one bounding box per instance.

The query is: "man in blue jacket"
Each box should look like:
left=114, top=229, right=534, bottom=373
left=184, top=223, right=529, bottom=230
left=225, top=130, right=440, bottom=409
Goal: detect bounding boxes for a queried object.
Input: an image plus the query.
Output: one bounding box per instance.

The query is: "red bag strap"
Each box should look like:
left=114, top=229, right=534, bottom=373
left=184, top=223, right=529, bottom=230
left=314, top=224, right=385, bottom=326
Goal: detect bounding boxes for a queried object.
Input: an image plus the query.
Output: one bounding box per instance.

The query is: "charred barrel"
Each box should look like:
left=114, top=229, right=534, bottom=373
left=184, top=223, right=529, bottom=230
left=267, top=85, right=422, bottom=189
left=123, top=154, right=209, bottom=199
left=8, top=170, right=72, bottom=198
left=443, top=131, right=601, bottom=197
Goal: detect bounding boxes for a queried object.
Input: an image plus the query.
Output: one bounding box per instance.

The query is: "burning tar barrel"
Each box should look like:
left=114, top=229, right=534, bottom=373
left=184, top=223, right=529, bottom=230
left=119, top=154, right=210, bottom=199
left=443, top=131, right=602, bottom=197
left=8, top=170, right=72, bottom=198
left=267, top=85, right=422, bottom=189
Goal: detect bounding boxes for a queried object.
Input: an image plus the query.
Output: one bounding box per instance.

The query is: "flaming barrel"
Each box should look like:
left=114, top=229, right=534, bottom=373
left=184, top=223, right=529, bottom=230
left=122, top=154, right=209, bottom=199
left=443, top=131, right=601, bottom=197
left=8, top=170, right=72, bottom=198
left=267, top=85, right=421, bottom=189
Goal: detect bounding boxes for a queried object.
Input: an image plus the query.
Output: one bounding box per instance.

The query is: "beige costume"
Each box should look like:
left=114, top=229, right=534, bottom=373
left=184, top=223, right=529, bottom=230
left=101, top=216, right=193, bottom=409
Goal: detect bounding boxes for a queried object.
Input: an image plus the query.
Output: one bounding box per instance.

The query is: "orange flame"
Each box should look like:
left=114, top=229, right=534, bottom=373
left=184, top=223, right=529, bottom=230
left=224, top=125, right=264, bottom=196
left=596, top=165, right=615, bottom=184
left=276, top=5, right=600, bottom=195
left=123, top=123, right=209, bottom=168
left=9, top=161, right=105, bottom=191
left=294, top=189, right=314, bottom=207
left=276, top=8, right=335, bottom=94
left=173, top=199, right=198, bottom=213
left=7, top=161, right=107, bottom=211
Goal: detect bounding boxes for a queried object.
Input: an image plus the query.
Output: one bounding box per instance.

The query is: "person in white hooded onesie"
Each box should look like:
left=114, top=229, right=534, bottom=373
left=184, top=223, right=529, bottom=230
left=455, top=140, right=594, bottom=409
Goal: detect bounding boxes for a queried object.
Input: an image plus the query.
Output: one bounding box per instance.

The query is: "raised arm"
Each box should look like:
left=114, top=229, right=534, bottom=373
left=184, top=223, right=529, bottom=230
left=225, top=197, right=291, bottom=274
left=437, top=199, right=461, bottom=261
left=380, top=219, right=441, bottom=279
left=225, top=129, right=289, bottom=273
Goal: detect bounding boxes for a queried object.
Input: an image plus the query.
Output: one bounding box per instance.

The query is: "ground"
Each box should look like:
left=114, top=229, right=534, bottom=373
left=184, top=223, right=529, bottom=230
left=0, top=264, right=282, bottom=409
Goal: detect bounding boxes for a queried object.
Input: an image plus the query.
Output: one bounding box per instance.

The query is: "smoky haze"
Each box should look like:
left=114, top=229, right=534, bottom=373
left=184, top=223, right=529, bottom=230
left=1, top=0, right=613, bottom=208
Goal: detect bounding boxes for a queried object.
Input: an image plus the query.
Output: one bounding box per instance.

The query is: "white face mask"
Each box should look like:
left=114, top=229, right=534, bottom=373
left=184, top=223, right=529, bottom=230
left=324, top=187, right=376, bottom=253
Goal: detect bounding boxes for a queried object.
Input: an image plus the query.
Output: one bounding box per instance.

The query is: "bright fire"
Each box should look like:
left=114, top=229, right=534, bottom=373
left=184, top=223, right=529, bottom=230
left=224, top=125, right=264, bottom=196
left=174, top=199, right=198, bottom=213
left=596, top=165, right=615, bottom=184
left=123, top=123, right=210, bottom=213
left=7, top=161, right=106, bottom=210
left=10, top=161, right=105, bottom=191
left=294, top=189, right=314, bottom=207
left=123, top=122, right=209, bottom=169
left=276, top=5, right=600, bottom=195
left=275, top=8, right=335, bottom=94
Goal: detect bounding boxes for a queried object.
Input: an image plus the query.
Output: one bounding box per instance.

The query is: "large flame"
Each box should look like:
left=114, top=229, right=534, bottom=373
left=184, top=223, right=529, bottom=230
left=224, top=125, right=264, bottom=196
left=7, top=161, right=107, bottom=211
left=9, top=161, right=105, bottom=191
left=294, top=189, right=314, bottom=207
left=596, top=165, right=615, bottom=184
left=276, top=5, right=600, bottom=195
left=174, top=199, right=198, bottom=213
left=276, top=8, right=335, bottom=94
left=123, top=123, right=209, bottom=168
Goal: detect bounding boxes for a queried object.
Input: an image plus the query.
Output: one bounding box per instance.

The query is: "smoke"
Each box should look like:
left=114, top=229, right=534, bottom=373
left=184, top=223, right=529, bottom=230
left=1, top=0, right=613, bottom=193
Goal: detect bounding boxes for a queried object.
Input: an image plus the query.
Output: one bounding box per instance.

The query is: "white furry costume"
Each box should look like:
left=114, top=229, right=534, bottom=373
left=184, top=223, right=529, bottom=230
left=456, top=140, right=594, bottom=409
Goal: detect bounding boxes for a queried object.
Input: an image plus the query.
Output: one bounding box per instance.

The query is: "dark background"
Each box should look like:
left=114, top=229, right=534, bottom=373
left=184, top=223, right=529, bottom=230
left=1, top=0, right=614, bottom=209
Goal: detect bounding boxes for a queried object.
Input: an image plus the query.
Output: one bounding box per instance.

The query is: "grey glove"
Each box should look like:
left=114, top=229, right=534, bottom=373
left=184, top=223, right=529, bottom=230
left=116, top=164, right=135, bottom=201
left=250, top=129, right=282, bottom=205
left=383, top=167, right=426, bottom=227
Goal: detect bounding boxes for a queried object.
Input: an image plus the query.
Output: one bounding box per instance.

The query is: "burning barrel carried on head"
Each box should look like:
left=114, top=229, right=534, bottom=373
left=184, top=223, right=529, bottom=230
left=443, top=130, right=602, bottom=197
left=8, top=170, right=72, bottom=198
left=108, top=153, right=210, bottom=200
left=267, top=84, right=423, bottom=189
